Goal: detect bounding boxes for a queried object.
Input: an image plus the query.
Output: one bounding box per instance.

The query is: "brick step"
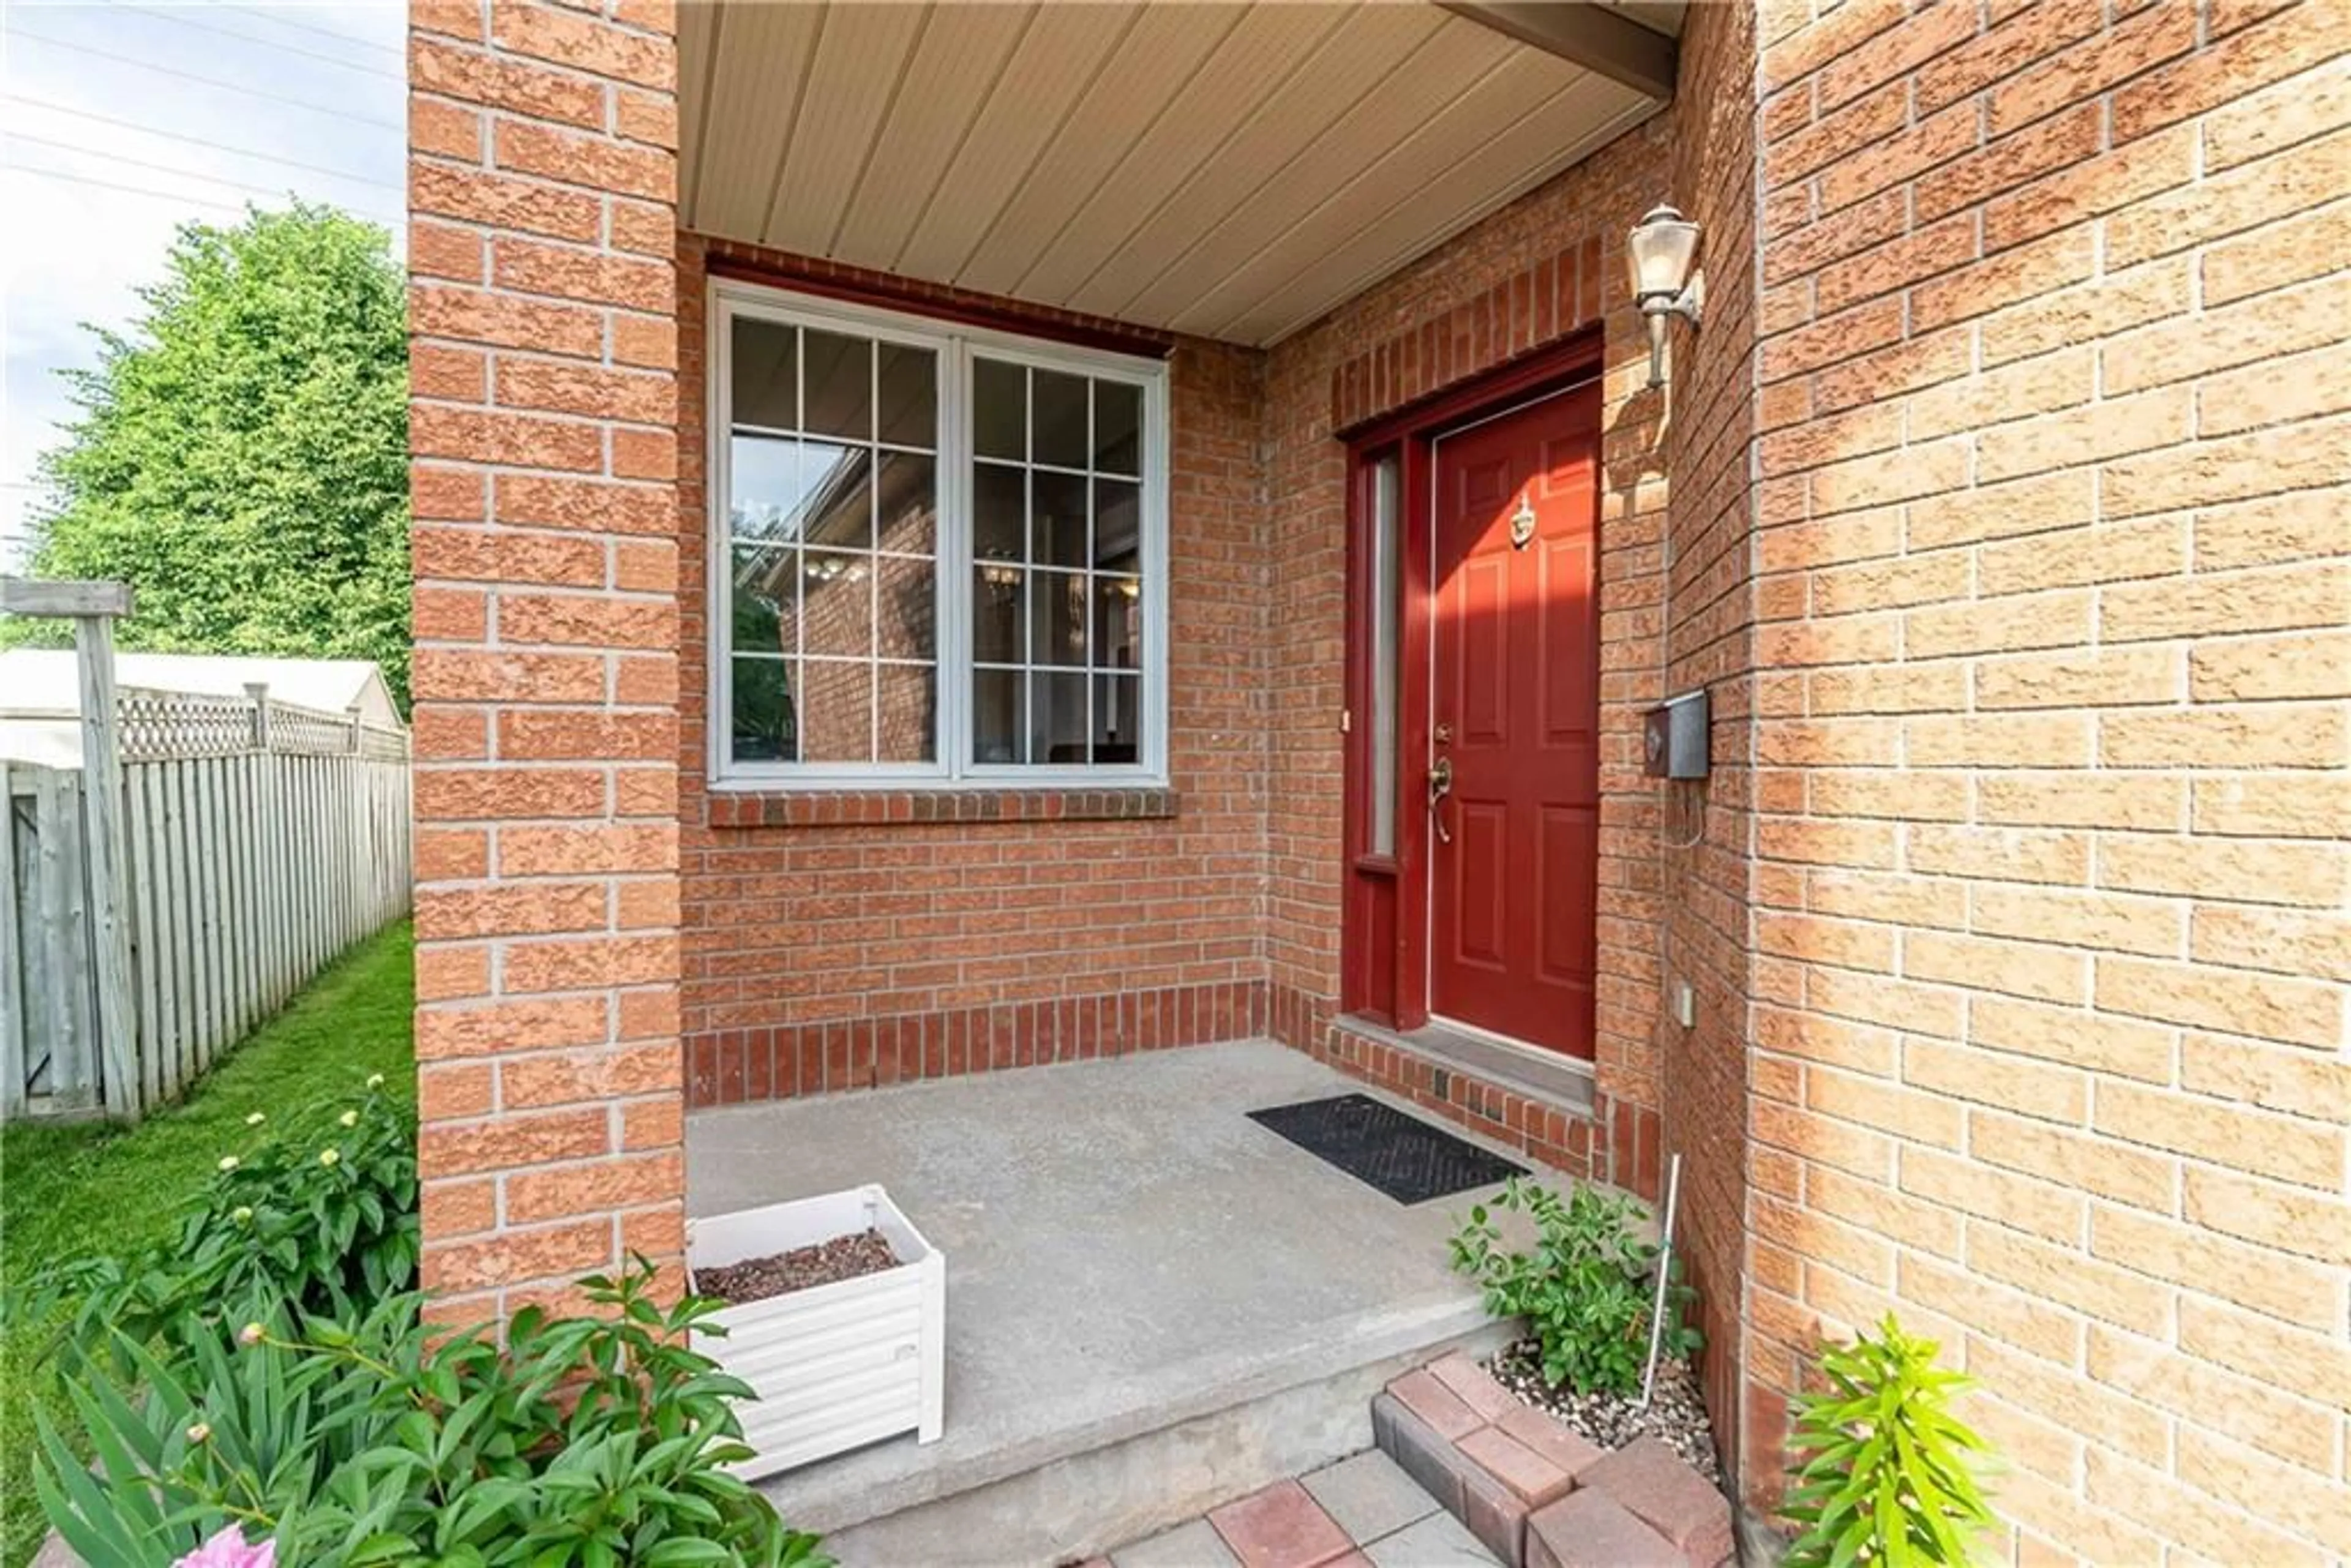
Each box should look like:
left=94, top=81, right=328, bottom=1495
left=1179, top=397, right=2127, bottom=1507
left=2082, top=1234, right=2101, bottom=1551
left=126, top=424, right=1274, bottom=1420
left=1373, top=1353, right=1734, bottom=1568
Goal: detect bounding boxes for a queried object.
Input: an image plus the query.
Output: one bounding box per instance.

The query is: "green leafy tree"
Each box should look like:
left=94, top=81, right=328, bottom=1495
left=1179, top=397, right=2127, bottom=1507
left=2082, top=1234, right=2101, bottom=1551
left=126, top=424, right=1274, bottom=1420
left=12, top=203, right=410, bottom=705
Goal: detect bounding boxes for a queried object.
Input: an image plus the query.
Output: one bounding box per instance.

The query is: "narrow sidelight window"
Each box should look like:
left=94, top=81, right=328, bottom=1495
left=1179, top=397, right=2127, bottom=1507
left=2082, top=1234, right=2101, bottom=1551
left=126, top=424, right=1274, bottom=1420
left=1367, top=451, right=1402, bottom=856
left=711, top=284, right=1168, bottom=788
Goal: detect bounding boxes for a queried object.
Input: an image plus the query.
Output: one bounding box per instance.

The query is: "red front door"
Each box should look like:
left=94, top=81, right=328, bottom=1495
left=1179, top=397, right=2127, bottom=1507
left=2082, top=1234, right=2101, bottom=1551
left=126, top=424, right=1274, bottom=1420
left=1427, top=381, right=1600, bottom=1057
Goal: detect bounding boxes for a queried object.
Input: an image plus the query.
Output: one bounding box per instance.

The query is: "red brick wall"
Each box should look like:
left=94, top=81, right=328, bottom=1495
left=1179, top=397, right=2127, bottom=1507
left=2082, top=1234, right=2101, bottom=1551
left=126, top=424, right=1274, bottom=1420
left=1747, top=1, right=2349, bottom=1559
left=407, top=0, right=688, bottom=1319
left=673, top=236, right=1274, bottom=1100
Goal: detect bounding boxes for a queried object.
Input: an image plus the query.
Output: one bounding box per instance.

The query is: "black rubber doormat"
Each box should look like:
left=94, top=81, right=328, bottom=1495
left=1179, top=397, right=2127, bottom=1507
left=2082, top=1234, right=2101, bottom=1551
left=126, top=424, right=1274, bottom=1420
left=1247, top=1093, right=1526, bottom=1205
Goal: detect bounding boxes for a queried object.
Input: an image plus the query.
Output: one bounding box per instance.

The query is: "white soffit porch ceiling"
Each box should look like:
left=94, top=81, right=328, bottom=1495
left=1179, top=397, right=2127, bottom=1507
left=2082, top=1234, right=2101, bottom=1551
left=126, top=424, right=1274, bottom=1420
left=678, top=2, right=1683, bottom=348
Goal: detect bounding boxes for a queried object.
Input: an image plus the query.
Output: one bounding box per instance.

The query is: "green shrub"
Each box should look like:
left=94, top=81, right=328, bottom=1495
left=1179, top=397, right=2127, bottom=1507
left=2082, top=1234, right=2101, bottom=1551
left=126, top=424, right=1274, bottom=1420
left=37, top=1262, right=829, bottom=1567
left=1783, top=1315, right=1997, bottom=1568
left=7, top=1077, right=418, bottom=1372
left=1447, top=1178, right=1698, bottom=1397
left=16, top=1075, right=826, bottom=1567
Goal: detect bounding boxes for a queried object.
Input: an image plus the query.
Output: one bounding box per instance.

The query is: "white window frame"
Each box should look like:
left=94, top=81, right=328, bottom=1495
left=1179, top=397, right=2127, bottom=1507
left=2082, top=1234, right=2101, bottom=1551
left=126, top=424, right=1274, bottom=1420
left=707, top=278, right=1171, bottom=792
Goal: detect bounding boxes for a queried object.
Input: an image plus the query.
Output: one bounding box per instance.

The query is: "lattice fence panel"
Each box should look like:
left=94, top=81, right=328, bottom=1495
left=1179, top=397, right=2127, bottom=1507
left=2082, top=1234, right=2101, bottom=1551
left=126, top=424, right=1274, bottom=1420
left=116, top=688, right=256, bottom=762
left=268, top=702, right=359, bottom=755
left=358, top=726, right=411, bottom=763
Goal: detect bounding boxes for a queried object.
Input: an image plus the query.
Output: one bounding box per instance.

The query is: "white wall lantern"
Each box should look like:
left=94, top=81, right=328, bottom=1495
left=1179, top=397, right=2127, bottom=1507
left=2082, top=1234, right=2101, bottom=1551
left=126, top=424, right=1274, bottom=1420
left=1627, top=203, right=1702, bottom=390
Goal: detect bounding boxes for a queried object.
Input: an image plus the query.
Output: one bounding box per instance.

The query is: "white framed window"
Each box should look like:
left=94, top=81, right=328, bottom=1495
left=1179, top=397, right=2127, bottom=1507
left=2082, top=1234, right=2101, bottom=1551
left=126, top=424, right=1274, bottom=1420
left=708, top=280, right=1169, bottom=790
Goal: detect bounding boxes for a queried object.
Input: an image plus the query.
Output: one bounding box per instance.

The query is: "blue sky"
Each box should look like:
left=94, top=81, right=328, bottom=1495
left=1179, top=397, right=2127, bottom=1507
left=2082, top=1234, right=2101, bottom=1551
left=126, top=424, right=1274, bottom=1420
left=2, top=0, right=407, bottom=567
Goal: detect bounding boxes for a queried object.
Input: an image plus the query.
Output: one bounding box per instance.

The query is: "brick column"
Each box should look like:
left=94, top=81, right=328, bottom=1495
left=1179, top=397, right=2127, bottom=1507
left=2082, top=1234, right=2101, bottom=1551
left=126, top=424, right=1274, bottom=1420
left=408, top=0, right=684, bottom=1321
left=1657, top=0, right=1762, bottom=1512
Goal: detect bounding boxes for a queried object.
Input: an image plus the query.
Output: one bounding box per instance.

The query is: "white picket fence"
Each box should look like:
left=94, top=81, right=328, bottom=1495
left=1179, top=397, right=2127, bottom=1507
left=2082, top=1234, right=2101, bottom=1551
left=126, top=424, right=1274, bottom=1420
left=1, top=686, right=411, bottom=1121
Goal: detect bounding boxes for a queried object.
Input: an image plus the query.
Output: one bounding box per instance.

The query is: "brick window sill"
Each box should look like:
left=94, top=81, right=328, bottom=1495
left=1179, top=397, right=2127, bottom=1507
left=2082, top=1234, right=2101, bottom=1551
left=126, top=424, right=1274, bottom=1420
left=705, top=787, right=1179, bottom=829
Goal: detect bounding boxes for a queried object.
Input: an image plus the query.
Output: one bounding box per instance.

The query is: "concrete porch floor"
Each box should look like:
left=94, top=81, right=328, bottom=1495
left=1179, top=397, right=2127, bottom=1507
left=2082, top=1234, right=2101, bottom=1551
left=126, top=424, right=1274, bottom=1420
left=685, top=1038, right=1541, bottom=1560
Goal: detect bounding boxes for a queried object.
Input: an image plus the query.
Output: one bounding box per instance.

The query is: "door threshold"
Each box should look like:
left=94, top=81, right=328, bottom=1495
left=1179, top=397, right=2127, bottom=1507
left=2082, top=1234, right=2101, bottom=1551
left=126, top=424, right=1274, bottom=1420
left=1338, top=1013, right=1595, bottom=1118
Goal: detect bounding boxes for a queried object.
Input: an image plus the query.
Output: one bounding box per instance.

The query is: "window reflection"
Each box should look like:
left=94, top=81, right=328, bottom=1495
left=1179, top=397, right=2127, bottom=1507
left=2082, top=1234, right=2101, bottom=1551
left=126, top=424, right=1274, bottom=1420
left=727, top=316, right=938, bottom=770
left=975, top=463, right=1024, bottom=561
left=974, top=358, right=1025, bottom=461
left=877, top=452, right=936, bottom=554
left=1030, top=571, right=1087, bottom=669
left=731, top=543, right=798, bottom=655
left=878, top=341, right=934, bottom=447
left=973, top=668, right=1023, bottom=763
left=800, top=442, right=873, bottom=550
left=798, top=660, right=872, bottom=762
left=1032, top=671, right=1087, bottom=765
left=732, top=318, right=796, bottom=430
left=1032, top=369, right=1089, bottom=468
left=1095, top=381, right=1141, bottom=476
left=1092, top=672, right=1141, bottom=765
left=802, top=330, right=872, bottom=441
left=732, top=658, right=797, bottom=762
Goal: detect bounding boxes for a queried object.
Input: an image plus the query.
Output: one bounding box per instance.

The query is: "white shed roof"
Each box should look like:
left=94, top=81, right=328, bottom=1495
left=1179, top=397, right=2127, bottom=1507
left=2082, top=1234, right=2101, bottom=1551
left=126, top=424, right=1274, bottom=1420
left=0, top=651, right=403, bottom=731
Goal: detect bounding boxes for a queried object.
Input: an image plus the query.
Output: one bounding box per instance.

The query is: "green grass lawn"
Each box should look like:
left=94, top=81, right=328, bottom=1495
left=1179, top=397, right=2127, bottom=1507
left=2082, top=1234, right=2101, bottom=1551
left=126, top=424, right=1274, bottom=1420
left=0, top=920, right=415, bottom=1568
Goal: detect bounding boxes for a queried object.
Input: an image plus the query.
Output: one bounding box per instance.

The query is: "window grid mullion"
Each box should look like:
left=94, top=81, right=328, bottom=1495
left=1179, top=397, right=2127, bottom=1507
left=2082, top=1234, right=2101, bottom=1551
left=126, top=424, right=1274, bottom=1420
left=946, top=340, right=970, bottom=782
left=1022, top=364, right=1035, bottom=764
left=716, top=303, right=734, bottom=783
left=1084, top=378, right=1096, bottom=763
left=792, top=324, right=806, bottom=667
left=869, top=339, right=880, bottom=765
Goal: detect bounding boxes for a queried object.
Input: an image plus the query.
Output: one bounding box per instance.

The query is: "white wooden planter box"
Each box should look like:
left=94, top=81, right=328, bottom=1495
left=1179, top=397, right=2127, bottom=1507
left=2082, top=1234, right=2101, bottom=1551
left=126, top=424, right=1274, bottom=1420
left=688, top=1185, right=945, bottom=1480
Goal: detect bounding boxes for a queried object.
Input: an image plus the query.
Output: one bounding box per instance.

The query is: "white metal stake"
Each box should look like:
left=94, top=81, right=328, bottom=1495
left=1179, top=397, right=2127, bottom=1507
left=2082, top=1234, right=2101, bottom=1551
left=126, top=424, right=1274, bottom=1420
left=1637, top=1150, right=1684, bottom=1411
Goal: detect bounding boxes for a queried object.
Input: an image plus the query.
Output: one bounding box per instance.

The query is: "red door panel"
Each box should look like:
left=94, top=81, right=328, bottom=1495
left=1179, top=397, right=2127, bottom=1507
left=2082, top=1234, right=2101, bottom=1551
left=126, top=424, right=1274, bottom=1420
left=1428, top=382, right=1600, bottom=1057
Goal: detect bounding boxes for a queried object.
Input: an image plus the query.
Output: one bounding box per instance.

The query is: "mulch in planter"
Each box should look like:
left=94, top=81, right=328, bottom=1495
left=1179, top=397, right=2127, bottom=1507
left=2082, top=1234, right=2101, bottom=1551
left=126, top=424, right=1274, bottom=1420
left=696, top=1228, right=901, bottom=1307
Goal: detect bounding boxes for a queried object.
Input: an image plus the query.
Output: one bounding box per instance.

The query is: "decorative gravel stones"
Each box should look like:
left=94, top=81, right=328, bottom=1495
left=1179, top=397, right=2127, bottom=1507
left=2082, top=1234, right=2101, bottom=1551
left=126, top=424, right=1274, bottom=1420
left=1485, top=1340, right=1722, bottom=1485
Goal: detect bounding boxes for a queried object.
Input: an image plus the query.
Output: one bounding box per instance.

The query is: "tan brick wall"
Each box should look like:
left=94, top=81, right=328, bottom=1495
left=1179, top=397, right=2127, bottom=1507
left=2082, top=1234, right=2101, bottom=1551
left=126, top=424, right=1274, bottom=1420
left=1748, top=1, right=2350, bottom=1558
left=408, top=0, right=687, bottom=1319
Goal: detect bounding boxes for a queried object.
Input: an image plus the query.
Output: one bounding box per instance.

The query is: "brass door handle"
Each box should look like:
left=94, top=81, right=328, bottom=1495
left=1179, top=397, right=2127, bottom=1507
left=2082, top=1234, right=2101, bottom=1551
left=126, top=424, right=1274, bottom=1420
left=1428, top=756, right=1453, bottom=845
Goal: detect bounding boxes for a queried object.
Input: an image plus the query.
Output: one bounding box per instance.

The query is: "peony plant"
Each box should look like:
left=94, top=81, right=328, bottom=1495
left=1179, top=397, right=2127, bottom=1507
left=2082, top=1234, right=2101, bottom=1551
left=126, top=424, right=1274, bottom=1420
left=39, top=1262, right=828, bottom=1567
left=15, top=1075, right=826, bottom=1567
left=7, top=1076, right=418, bottom=1375
left=174, top=1525, right=275, bottom=1567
